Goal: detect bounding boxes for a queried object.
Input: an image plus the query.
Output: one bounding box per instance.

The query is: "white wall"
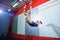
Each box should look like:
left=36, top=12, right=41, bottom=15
left=12, top=0, right=60, bottom=38
left=30, top=0, right=60, bottom=38
left=12, top=13, right=25, bottom=35
left=17, top=14, right=25, bottom=35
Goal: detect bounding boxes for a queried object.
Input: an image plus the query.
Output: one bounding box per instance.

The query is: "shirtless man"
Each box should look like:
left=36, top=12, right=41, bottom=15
left=24, top=11, right=38, bottom=27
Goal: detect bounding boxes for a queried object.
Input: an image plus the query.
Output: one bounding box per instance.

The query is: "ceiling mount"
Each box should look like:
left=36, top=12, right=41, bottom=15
left=0, top=0, right=32, bottom=12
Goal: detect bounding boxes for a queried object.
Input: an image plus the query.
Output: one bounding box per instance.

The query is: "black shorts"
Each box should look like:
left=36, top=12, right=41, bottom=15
left=29, top=21, right=38, bottom=27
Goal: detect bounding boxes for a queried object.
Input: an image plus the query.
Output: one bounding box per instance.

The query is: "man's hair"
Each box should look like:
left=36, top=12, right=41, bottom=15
left=24, top=10, right=27, bottom=12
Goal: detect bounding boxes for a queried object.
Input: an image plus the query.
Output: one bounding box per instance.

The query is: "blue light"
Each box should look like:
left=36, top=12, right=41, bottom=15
left=0, top=5, right=14, bottom=15
left=0, top=10, right=3, bottom=13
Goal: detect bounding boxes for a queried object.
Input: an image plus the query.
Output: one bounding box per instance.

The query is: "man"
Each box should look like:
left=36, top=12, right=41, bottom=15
left=24, top=11, right=41, bottom=36
left=24, top=11, right=38, bottom=27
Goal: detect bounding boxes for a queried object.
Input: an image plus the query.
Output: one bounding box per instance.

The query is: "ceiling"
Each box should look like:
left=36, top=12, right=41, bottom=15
left=0, top=0, right=32, bottom=11
left=0, top=0, right=16, bottom=6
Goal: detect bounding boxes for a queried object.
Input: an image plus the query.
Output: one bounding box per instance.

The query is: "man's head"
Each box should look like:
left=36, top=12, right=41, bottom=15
left=24, top=11, right=29, bottom=16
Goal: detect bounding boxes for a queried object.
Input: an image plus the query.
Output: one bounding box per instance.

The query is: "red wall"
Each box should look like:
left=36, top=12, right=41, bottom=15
left=15, top=0, right=49, bottom=16
left=8, top=0, right=60, bottom=40
left=10, top=34, right=60, bottom=40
